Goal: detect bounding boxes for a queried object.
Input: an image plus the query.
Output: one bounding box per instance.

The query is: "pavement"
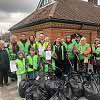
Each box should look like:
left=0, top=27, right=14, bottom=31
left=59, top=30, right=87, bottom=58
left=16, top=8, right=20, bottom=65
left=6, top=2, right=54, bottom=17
left=0, top=80, right=88, bottom=100
left=0, top=80, right=25, bottom=100
left=0, top=64, right=93, bottom=100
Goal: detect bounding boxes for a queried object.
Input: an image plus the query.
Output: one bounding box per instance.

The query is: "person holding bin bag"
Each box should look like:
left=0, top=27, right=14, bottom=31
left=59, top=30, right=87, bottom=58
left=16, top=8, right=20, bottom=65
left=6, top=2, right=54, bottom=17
left=78, top=37, right=91, bottom=73
left=26, top=48, right=40, bottom=80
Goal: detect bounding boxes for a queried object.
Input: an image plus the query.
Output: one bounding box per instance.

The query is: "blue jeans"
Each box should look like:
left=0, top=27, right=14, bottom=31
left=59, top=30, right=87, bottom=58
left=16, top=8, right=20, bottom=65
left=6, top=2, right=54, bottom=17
left=33, top=71, right=39, bottom=79
left=28, top=71, right=39, bottom=80
left=28, top=72, right=33, bottom=80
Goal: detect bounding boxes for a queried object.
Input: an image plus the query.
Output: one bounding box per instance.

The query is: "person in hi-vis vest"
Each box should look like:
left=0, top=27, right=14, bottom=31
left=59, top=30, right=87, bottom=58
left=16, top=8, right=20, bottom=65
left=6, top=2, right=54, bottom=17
left=17, top=34, right=30, bottom=56
left=16, top=52, right=26, bottom=88
left=26, top=48, right=40, bottom=80
left=36, top=33, right=49, bottom=56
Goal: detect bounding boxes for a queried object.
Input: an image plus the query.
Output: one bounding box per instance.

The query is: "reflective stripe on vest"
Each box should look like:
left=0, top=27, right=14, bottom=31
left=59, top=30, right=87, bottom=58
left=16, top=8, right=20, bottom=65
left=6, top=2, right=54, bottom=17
left=16, top=58, right=26, bottom=75
left=53, top=45, right=64, bottom=60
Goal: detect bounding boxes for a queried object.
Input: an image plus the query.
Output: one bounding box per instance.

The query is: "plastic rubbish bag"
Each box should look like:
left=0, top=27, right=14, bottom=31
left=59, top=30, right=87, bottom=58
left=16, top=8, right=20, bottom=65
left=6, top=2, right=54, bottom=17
left=49, top=91, right=68, bottom=100
left=18, top=79, right=33, bottom=98
left=45, top=79, right=64, bottom=97
left=83, top=80, right=100, bottom=98
left=69, top=74, right=83, bottom=98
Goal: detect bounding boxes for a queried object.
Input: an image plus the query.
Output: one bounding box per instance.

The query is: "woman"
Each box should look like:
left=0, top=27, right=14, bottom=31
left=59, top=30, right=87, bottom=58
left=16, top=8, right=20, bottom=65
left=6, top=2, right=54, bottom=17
left=78, top=37, right=91, bottom=73
left=29, top=35, right=36, bottom=49
left=0, top=40, right=10, bottom=87
left=92, top=38, right=100, bottom=74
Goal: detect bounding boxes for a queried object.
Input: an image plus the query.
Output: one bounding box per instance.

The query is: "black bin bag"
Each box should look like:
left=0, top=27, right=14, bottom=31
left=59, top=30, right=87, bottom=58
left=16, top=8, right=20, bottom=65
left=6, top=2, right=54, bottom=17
left=69, top=74, right=83, bottom=98
left=25, top=85, right=34, bottom=100
left=18, top=79, right=33, bottom=98
left=83, top=80, right=100, bottom=98
left=87, top=95, right=100, bottom=100
left=45, top=79, right=64, bottom=97
left=49, top=91, right=68, bottom=100
left=32, top=86, right=49, bottom=100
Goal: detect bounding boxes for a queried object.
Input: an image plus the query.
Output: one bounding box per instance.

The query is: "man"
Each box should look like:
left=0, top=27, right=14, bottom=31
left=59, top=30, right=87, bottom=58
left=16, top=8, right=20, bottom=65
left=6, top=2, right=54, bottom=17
left=36, top=33, right=49, bottom=55
left=73, top=34, right=81, bottom=72
left=0, top=40, right=10, bottom=87
left=17, top=34, right=30, bottom=56
left=53, top=37, right=66, bottom=79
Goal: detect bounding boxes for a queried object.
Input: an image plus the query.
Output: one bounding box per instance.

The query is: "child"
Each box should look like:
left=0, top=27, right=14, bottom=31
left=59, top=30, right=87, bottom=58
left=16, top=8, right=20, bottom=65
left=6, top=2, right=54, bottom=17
left=16, top=52, right=26, bottom=88
left=26, top=48, right=40, bottom=80
left=42, top=45, right=57, bottom=78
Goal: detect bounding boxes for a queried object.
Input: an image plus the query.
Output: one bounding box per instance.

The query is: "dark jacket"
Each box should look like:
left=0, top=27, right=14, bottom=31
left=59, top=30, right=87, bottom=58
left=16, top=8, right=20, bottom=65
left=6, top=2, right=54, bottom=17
left=0, top=49, right=10, bottom=71
left=53, top=42, right=66, bottom=61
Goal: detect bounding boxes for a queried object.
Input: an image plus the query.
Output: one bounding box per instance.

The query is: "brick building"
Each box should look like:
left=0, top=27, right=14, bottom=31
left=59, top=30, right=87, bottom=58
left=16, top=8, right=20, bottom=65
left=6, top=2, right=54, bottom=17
left=9, top=0, right=100, bottom=43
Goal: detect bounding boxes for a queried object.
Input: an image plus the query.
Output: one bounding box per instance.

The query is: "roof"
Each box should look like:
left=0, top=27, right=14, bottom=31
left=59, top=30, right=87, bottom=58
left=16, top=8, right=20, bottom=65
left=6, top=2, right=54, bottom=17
left=9, top=0, right=100, bottom=31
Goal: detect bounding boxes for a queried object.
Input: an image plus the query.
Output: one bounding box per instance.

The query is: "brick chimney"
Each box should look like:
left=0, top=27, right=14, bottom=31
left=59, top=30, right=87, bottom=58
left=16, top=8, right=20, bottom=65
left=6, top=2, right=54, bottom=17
left=88, top=0, right=98, bottom=5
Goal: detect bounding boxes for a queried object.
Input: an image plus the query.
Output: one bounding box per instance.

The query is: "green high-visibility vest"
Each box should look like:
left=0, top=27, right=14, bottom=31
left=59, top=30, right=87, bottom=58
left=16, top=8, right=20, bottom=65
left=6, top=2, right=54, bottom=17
left=17, top=41, right=30, bottom=56
left=62, top=42, right=75, bottom=59
left=92, top=45, right=100, bottom=60
left=27, top=55, right=39, bottom=72
left=16, top=58, right=26, bottom=75
left=78, top=43, right=91, bottom=60
left=42, top=51, right=56, bottom=73
left=72, top=39, right=80, bottom=48
left=8, top=44, right=16, bottom=60
left=36, top=41, right=49, bottom=49
left=53, top=45, right=64, bottom=60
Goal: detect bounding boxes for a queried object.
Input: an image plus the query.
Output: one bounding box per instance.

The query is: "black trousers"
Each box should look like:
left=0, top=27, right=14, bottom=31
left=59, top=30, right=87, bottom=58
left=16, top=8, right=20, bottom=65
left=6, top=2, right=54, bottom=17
left=93, top=65, right=97, bottom=74
left=55, top=60, right=64, bottom=79
left=0, top=71, right=8, bottom=85
left=74, top=56, right=78, bottom=72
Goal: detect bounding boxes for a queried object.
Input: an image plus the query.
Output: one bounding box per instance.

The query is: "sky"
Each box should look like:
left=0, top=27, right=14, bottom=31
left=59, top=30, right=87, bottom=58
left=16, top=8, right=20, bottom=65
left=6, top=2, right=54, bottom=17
left=0, top=0, right=100, bottom=33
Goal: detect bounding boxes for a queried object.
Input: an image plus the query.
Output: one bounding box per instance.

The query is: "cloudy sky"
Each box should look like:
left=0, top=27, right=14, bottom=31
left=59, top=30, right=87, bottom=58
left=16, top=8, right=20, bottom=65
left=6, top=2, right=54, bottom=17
left=0, top=0, right=99, bottom=33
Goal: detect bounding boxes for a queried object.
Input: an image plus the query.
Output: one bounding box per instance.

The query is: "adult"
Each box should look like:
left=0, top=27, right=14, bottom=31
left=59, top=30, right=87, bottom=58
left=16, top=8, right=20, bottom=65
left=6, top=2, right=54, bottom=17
left=92, top=38, right=100, bottom=74
left=29, top=35, right=36, bottom=49
left=36, top=33, right=49, bottom=55
left=73, top=34, right=81, bottom=72
left=17, top=34, right=30, bottom=56
left=9, top=35, right=18, bottom=59
left=62, top=36, right=75, bottom=76
left=78, top=37, right=91, bottom=73
left=53, top=37, right=66, bottom=79
left=0, top=40, right=10, bottom=87
left=7, top=35, right=18, bottom=81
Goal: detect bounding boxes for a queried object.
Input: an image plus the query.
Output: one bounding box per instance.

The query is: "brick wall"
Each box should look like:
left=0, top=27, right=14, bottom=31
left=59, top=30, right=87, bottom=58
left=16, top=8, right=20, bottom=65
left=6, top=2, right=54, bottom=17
left=12, top=28, right=97, bottom=44
left=43, top=28, right=97, bottom=43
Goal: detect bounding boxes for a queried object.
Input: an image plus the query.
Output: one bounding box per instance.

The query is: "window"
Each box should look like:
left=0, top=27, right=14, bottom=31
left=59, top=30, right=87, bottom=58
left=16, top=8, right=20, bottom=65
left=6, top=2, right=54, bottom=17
left=37, top=0, right=54, bottom=9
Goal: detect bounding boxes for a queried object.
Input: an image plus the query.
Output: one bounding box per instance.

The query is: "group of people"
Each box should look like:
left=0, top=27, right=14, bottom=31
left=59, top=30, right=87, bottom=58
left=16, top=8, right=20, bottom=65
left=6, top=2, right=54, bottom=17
left=0, top=33, right=100, bottom=88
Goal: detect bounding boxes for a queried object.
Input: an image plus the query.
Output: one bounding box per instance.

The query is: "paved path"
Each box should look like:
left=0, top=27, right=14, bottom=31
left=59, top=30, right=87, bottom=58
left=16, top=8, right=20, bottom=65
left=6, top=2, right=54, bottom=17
left=0, top=81, right=24, bottom=100
left=0, top=64, right=93, bottom=100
